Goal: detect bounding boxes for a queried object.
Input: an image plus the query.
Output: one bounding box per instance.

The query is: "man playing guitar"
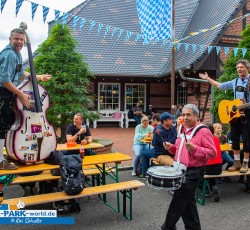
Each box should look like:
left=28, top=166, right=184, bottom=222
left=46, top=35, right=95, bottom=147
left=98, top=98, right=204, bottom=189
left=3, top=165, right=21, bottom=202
left=199, top=59, right=250, bottom=177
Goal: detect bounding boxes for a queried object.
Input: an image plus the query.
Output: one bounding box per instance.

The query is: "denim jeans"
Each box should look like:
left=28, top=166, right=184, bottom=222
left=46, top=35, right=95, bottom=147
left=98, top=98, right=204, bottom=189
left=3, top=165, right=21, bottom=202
left=132, top=144, right=151, bottom=173
left=133, top=115, right=142, bottom=125
left=141, top=148, right=154, bottom=174
left=221, top=151, right=234, bottom=166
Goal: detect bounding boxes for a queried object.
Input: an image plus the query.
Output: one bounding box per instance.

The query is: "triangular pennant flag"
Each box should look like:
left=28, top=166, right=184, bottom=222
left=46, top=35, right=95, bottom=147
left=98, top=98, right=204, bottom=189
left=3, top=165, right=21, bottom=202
left=111, top=28, right=117, bottom=38
left=54, top=10, right=60, bottom=23
left=176, top=43, right=182, bottom=51
left=199, top=45, right=205, bottom=53
left=162, top=39, right=168, bottom=47
left=233, top=48, right=238, bottom=57
left=135, top=34, right=141, bottom=42
left=143, top=37, right=151, bottom=45
left=104, top=25, right=110, bottom=38
left=90, top=21, right=96, bottom=31
left=31, top=2, right=38, bottom=21
left=168, top=42, right=174, bottom=49
left=184, top=43, right=189, bottom=52
left=73, top=16, right=79, bottom=29
left=224, top=47, right=229, bottom=56
left=1, top=0, right=7, bottom=14
left=242, top=48, right=247, bottom=57
left=43, top=6, right=49, bottom=23
left=62, top=13, right=69, bottom=25
left=117, top=29, right=123, bottom=40
left=192, top=44, right=197, bottom=53
left=153, top=37, right=160, bottom=45
left=80, top=18, right=86, bottom=31
left=207, top=46, right=213, bottom=54
left=16, top=0, right=24, bottom=17
left=97, top=23, right=103, bottom=35
left=216, top=46, right=221, bottom=55
left=126, top=31, right=133, bottom=41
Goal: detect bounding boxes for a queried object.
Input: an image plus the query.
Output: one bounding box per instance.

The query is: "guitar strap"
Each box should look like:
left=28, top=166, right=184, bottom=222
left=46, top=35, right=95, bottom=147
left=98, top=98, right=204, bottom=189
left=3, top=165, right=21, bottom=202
left=246, top=77, right=250, bottom=103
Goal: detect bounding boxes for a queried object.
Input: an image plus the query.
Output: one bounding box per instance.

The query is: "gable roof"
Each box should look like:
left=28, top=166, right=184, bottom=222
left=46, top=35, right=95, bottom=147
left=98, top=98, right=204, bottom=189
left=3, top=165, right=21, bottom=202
left=49, top=0, right=246, bottom=78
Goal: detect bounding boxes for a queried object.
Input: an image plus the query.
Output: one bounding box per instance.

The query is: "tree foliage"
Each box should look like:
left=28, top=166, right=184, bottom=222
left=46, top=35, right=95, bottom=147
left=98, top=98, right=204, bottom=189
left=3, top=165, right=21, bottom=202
left=33, top=24, right=96, bottom=142
left=212, top=24, right=250, bottom=122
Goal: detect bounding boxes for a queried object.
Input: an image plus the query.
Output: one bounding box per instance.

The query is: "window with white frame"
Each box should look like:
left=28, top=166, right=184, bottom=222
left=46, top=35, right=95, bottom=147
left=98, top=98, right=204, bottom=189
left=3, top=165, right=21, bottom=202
left=125, top=84, right=146, bottom=110
left=98, top=83, right=120, bottom=110
left=177, top=83, right=187, bottom=106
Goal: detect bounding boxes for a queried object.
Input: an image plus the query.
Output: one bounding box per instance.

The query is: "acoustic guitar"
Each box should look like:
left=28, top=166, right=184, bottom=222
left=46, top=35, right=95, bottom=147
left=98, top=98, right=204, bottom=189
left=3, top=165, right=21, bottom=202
left=218, top=99, right=250, bottom=124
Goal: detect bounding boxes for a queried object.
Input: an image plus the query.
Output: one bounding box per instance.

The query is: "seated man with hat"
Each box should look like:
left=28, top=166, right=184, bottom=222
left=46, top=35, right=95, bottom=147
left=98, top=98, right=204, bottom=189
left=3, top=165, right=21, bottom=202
left=139, top=112, right=177, bottom=178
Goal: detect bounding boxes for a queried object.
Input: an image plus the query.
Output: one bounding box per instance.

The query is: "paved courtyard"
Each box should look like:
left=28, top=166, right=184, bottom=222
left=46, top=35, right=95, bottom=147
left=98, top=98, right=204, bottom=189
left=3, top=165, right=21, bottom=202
left=91, top=127, right=135, bottom=167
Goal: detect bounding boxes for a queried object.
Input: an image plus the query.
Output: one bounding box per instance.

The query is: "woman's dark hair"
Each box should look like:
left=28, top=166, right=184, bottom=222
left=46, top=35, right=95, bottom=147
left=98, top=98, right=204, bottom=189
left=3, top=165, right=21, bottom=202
left=205, top=123, right=214, bottom=134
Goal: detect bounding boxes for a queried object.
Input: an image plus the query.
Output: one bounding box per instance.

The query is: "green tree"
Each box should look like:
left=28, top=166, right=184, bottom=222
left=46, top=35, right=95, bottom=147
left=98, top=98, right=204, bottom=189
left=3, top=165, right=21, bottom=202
left=34, top=24, right=96, bottom=142
left=211, top=24, right=250, bottom=122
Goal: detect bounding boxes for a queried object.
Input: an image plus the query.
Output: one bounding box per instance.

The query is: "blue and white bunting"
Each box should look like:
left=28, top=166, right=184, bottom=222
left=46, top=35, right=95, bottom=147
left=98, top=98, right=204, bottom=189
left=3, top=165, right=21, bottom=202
left=136, top=0, right=172, bottom=42
left=242, top=48, right=247, bottom=57
left=126, top=31, right=133, bottom=41
left=118, top=29, right=124, bottom=40
left=233, top=48, right=238, bottom=57
left=224, top=47, right=229, bottom=56
left=54, top=10, right=60, bottom=23
left=80, top=18, right=86, bottom=31
left=97, top=23, right=103, bottom=35
left=111, top=28, right=117, bottom=38
left=31, top=2, right=38, bottom=21
left=73, top=16, right=80, bottom=29
left=207, top=46, right=213, bottom=54
left=1, top=0, right=7, bottom=13
left=199, top=45, right=205, bottom=53
left=89, top=21, right=96, bottom=31
left=42, top=6, right=49, bottom=23
left=15, top=0, right=23, bottom=17
left=62, top=13, right=68, bottom=25
left=2, top=0, right=249, bottom=59
left=104, top=25, right=111, bottom=38
left=192, top=44, right=197, bottom=53
left=216, top=46, right=221, bottom=55
left=176, top=43, right=181, bottom=51
left=135, top=34, right=141, bottom=42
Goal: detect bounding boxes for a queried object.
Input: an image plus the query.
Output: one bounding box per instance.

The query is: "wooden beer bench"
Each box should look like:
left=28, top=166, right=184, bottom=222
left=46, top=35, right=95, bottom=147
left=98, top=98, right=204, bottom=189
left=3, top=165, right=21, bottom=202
left=0, top=152, right=146, bottom=220
left=196, top=169, right=250, bottom=206
left=3, top=180, right=144, bottom=220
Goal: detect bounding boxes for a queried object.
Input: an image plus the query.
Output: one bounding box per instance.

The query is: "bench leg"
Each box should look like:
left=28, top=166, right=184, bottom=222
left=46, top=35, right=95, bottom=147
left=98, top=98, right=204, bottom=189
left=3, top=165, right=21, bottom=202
left=121, top=189, right=133, bottom=220
left=196, top=179, right=208, bottom=206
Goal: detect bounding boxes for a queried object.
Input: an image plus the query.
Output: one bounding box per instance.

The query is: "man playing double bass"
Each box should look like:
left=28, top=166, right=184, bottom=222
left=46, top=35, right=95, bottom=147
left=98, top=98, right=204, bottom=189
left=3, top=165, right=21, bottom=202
left=0, top=28, right=51, bottom=170
left=199, top=59, right=250, bottom=193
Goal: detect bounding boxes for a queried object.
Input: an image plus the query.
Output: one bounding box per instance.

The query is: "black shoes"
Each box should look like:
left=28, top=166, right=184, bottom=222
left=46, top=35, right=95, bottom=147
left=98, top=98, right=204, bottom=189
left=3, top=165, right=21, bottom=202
left=212, top=185, right=220, bottom=202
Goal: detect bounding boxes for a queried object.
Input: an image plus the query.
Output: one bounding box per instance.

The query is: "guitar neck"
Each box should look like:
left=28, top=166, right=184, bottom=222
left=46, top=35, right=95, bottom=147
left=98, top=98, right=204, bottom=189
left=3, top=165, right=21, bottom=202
left=26, top=42, right=42, bottom=113
left=237, top=102, right=250, bottom=110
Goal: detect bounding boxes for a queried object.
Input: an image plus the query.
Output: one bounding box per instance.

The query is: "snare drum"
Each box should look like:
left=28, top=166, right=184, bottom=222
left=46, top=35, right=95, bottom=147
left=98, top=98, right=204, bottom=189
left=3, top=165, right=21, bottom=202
left=147, top=166, right=185, bottom=191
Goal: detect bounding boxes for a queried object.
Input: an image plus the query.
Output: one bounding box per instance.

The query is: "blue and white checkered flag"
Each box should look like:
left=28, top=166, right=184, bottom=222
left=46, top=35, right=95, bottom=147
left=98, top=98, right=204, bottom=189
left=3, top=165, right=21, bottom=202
left=136, top=0, right=172, bottom=43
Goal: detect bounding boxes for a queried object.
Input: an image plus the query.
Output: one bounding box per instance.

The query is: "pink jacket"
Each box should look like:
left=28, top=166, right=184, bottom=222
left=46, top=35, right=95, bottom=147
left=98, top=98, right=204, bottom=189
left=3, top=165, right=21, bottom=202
left=169, top=123, right=217, bottom=168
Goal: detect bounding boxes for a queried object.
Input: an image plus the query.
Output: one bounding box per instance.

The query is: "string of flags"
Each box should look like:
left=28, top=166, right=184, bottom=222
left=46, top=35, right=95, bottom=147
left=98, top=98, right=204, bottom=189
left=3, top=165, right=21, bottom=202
left=1, top=0, right=250, bottom=58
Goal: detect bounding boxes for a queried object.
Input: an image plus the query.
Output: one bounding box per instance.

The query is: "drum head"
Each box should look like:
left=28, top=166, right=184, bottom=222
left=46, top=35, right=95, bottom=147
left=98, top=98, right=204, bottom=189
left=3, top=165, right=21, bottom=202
left=147, top=166, right=182, bottom=177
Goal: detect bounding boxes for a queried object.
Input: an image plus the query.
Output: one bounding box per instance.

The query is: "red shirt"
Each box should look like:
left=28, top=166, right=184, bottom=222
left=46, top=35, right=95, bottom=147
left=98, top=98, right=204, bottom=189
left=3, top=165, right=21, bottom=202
left=206, top=136, right=222, bottom=165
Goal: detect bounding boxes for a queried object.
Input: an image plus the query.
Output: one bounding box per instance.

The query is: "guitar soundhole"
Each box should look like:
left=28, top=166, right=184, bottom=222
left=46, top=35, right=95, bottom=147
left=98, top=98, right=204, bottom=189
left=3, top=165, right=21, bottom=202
left=232, top=106, right=237, bottom=113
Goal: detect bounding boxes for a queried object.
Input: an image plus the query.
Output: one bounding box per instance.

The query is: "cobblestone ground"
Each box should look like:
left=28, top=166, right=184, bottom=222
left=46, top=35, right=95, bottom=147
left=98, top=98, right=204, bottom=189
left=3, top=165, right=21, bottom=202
left=91, top=127, right=135, bottom=167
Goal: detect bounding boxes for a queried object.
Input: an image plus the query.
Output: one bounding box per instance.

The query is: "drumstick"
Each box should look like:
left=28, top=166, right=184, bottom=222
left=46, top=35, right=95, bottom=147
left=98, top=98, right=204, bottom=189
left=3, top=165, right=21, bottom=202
left=155, top=129, right=166, bottom=144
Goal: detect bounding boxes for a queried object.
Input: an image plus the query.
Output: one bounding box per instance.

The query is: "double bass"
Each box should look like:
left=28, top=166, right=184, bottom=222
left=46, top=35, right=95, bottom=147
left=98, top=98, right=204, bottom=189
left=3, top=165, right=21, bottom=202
left=6, top=22, right=57, bottom=163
